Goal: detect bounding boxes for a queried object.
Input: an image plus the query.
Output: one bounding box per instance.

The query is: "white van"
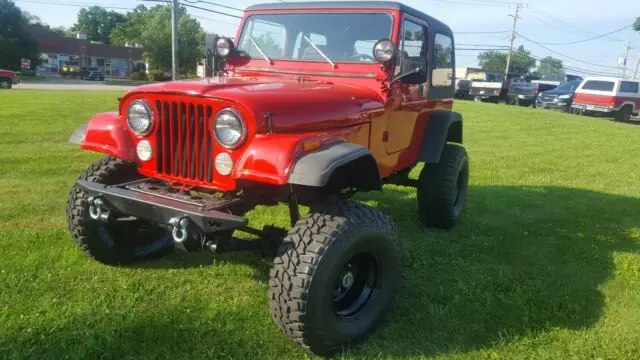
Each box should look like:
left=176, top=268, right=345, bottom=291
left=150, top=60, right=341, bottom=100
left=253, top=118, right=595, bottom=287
left=571, top=77, right=640, bottom=121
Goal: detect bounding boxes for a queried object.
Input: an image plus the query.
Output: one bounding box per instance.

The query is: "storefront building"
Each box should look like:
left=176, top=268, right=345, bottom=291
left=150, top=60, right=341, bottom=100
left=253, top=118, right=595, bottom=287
left=29, top=27, right=145, bottom=78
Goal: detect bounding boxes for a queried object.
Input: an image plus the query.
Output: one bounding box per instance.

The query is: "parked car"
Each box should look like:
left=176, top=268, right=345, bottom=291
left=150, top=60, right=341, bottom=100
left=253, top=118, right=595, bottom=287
left=66, top=1, right=468, bottom=356
left=469, top=72, right=504, bottom=102
left=536, top=79, right=582, bottom=112
left=0, top=69, right=19, bottom=89
left=80, top=67, right=105, bottom=81
left=571, top=77, right=640, bottom=121
left=455, top=78, right=471, bottom=99
left=506, top=77, right=538, bottom=107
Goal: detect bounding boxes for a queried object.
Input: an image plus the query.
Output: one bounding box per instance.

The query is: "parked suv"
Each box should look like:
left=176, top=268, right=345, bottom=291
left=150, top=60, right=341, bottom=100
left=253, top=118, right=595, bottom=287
left=80, top=67, right=105, bottom=81
left=536, top=79, right=581, bottom=112
left=571, top=77, right=640, bottom=121
left=0, top=69, right=19, bottom=89
left=66, top=1, right=468, bottom=355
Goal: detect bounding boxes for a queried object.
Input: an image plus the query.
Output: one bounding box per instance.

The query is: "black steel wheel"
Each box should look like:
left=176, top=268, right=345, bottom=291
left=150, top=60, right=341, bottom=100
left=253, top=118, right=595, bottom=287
left=0, top=78, right=12, bottom=89
left=269, top=200, right=400, bottom=356
left=67, top=156, right=174, bottom=265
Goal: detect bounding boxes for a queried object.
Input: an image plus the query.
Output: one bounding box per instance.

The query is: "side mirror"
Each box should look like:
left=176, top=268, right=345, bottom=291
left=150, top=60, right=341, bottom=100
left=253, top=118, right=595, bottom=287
left=215, top=37, right=235, bottom=57
left=400, top=61, right=427, bottom=84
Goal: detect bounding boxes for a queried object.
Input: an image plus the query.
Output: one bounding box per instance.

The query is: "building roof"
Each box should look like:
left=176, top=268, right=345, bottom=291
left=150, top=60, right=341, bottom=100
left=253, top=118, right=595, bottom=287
left=28, top=26, right=144, bottom=60
left=245, top=1, right=452, bottom=37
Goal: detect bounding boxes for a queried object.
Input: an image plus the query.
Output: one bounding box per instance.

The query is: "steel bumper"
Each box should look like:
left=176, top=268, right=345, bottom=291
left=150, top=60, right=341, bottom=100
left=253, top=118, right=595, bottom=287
left=76, top=180, right=248, bottom=233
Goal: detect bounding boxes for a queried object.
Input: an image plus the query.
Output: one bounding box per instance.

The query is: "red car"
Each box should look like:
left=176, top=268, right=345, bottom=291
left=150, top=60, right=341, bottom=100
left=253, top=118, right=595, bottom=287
left=67, top=1, right=468, bottom=354
left=0, top=69, right=19, bottom=89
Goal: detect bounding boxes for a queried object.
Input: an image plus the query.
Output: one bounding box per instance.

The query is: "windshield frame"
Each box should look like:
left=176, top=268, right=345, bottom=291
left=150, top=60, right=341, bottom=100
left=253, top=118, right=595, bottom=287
left=234, top=11, right=395, bottom=65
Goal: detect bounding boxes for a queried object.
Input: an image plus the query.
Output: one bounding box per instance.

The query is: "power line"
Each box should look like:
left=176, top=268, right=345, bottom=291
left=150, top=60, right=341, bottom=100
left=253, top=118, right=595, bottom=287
left=455, top=30, right=510, bottom=34
left=516, top=32, right=622, bottom=70
left=179, top=2, right=242, bottom=19
left=15, top=0, right=134, bottom=10
left=182, top=0, right=242, bottom=12
left=457, top=43, right=509, bottom=47
left=519, top=24, right=633, bottom=45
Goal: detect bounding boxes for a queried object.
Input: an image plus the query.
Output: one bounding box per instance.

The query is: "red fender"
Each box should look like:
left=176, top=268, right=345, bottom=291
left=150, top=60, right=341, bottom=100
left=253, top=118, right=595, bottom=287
left=80, top=112, right=137, bottom=162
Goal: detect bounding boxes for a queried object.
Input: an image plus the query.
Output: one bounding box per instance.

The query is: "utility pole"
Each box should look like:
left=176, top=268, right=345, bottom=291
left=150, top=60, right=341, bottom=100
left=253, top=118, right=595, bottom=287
left=620, top=41, right=631, bottom=78
left=505, top=4, right=524, bottom=78
left=171, top=0, right=179, bottom=80
left=633, top=54, right=640, bottom=80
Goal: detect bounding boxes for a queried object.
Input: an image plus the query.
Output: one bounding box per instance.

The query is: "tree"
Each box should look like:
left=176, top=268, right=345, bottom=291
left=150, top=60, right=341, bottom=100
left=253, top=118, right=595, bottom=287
left=110, top=5, right=155, bottom=46
left=633, top=17, right=640, bottom=32
left=139, top=6, right=204, bottom=74
left=0, top=0, right=39, bottom=70
left=534, top=56, right=564, bottom=78
left=477, top=46, right=536, bottom=75
left=72, top=6, right=126, bottom=44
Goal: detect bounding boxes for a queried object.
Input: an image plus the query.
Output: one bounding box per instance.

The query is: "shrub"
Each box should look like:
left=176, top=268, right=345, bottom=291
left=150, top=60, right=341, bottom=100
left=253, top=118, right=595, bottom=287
left=129, top=72, right=147, bottom=81
left=147, top=70, right=170, bottom=82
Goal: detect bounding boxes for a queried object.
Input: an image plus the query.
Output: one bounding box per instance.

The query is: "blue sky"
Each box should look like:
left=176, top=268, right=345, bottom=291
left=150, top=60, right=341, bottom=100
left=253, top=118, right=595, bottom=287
left=14, top=0, right=640, bottom=77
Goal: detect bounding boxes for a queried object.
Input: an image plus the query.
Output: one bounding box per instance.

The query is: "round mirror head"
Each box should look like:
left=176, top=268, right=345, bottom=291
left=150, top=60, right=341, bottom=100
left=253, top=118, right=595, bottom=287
left=373, top=39, right=396, bottom=63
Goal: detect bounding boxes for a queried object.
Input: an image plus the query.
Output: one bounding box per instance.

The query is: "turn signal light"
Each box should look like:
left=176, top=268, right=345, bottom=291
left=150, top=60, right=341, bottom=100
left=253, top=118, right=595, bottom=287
left=303, top=140, right=321, bottom=152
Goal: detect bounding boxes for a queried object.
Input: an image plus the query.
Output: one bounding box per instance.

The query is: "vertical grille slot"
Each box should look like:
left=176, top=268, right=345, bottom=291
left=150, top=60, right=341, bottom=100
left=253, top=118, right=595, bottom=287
left=154, top=98, right=214, bottom=184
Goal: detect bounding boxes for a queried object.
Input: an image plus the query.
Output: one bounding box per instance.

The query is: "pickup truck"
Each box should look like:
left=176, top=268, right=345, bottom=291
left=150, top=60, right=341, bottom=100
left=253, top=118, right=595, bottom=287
left=0, top=69, right=19, bottom=89
left=469, top=73, right=505, bottom=102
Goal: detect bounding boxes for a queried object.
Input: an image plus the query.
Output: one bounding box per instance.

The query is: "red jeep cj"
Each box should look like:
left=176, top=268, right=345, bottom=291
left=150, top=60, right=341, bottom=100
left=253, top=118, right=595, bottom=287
left=68, top=1, right=468, bottom=354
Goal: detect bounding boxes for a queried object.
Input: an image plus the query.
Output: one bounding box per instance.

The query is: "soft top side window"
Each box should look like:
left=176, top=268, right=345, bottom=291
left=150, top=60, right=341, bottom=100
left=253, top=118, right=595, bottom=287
left=432, top=33, right=453, bottom=87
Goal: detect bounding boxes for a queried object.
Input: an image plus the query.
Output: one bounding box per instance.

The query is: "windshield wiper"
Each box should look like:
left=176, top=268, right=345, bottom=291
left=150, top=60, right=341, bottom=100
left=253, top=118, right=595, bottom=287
left=302, top=35, right=336, bottom=69
left=249, top=35, right=273, bottom=65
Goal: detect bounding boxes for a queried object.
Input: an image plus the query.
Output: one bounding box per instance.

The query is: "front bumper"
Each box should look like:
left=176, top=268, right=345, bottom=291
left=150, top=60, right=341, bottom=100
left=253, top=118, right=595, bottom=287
left=509, top=94, right=536, bottom=101
left=76, top=179, right=248, bottom=233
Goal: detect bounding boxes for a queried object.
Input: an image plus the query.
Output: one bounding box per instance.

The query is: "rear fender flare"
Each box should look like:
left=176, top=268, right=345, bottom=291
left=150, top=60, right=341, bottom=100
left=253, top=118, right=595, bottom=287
left=418, top=111, right=463, bottom=163
left=70, top=112, right=137, bottom=162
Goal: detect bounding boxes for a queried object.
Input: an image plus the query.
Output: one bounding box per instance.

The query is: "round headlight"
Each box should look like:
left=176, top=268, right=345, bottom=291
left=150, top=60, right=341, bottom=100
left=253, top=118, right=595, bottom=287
left=215, top=153, right=234, bottom=176
left=213, top=108, right=246, bottom=148
left=216, top=37, right=235, bottom=57
left=373, top=39, right=396, bottom=64
left=136, top=140, right=153, bottom=161
left=127, top=100, right=153, bottom=135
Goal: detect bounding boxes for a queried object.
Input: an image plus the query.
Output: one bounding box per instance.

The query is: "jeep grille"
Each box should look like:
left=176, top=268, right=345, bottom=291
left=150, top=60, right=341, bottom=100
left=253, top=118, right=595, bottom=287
left=154, top=100, right=215, bottom=182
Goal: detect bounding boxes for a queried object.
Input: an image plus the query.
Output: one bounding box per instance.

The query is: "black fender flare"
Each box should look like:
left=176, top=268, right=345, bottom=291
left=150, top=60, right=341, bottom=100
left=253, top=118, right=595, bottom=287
left=288, top=142, right=380, bottom=190
left=418, top=111, right=463, bottom=163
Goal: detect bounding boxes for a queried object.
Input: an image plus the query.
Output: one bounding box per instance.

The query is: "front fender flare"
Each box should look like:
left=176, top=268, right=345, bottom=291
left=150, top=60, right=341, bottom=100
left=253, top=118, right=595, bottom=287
left=419, top=111, right=463, bottom=163
left=289, top=142, right=380, bottom=189
left=70, top=112, right=136, bottom=162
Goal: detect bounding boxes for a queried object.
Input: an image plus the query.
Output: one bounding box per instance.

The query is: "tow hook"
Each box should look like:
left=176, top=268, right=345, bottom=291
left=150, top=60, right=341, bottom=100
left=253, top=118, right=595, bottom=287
left=88, top=196, right=110, bottom=222
left=169, top=217, right=190, bottom=243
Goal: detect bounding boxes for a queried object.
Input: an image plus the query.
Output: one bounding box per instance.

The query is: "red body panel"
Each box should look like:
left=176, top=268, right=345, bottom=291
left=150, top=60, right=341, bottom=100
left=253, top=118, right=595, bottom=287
left=80, top=6, right=455, bottom=192
left=0, top=69, right=16, bottom=80
left=573, top=93, right=616, bottom=107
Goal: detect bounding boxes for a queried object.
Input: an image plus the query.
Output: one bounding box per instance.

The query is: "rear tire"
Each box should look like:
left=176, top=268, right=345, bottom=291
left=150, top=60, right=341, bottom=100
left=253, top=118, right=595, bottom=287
left=66, top=156, right=174, bottom=265
left=417, top=143, right=469, bottom=229
left=0, top=77, right=12, bottom=89
left=615, top=106, right=633, bottom=121
left=268, top=200, right=401, bottom=356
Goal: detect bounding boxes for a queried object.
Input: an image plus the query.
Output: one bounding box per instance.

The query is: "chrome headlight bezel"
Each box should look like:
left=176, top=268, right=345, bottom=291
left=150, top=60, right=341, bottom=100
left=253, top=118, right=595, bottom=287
left=127, top=100, right=154, bottom=136
left=213, top=107, right=247, bottom=149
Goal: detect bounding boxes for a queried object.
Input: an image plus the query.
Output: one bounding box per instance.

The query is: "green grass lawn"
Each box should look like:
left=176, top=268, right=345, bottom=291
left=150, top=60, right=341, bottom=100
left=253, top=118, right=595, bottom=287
left=1, top=91, right=639, bottom=359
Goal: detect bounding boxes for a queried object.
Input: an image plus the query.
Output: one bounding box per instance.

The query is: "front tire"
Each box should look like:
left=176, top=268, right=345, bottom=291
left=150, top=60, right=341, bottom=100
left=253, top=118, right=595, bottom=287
left=0, top=78, right=12, bottom=89
left=417, top=143, right=469, bottom=229
left=66, top=157, right=174, bottom=265
left=268, top=200, right=401, bottom=355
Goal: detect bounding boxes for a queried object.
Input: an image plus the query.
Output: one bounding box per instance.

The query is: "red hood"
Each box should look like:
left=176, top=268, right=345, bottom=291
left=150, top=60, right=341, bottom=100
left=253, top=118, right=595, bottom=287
left=0, top=69, right=16, bottom=78
left=126, top=76, right=385, bottom=132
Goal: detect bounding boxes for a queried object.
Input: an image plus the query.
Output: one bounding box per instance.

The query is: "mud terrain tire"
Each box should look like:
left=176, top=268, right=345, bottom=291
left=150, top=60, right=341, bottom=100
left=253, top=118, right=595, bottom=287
left=268, top=200, right=401, bottom=355
left=417, top=143, right=469, bottom=229
left=67, top=156, right=174, bottom=265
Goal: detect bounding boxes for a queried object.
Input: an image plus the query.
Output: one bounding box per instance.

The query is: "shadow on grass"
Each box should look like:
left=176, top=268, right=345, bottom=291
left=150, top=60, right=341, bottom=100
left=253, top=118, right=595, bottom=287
left=351, top=185, right=639, bottom=357
left=3, top=186, right=638, bottom=358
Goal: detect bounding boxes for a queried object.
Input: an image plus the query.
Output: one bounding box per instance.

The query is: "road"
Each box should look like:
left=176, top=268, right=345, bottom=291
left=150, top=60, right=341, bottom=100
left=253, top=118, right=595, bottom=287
left=14, top=75, right=135, bottom=92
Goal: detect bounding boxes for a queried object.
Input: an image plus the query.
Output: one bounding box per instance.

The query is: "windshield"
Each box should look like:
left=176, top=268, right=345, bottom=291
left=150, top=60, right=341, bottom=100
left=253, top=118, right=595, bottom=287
left=237, top=13, right=393, bottom=63
left=555, top=80, right=580, bottom=92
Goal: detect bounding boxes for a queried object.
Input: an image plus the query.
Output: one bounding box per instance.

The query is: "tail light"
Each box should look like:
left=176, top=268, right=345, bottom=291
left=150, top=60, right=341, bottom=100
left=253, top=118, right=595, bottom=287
left=535, top=85, right=540, bottom=93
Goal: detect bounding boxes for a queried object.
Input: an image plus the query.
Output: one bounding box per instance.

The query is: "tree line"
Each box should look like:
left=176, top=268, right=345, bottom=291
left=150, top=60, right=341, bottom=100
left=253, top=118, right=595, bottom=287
left=0, top=1, right=205, bottom=75
left=476, top=45, right=565, bottom=78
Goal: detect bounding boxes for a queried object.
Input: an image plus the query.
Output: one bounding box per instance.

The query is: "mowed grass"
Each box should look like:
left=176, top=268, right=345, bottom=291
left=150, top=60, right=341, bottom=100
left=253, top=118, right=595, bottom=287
left=1, top=90, right=639, bottom=360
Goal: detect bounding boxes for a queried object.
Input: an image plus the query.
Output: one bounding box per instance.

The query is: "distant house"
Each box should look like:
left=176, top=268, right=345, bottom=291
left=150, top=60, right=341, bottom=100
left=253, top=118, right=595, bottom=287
left=29, top=26, right=145, bottom=78
left=455, top=67, right=485, bottom=80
